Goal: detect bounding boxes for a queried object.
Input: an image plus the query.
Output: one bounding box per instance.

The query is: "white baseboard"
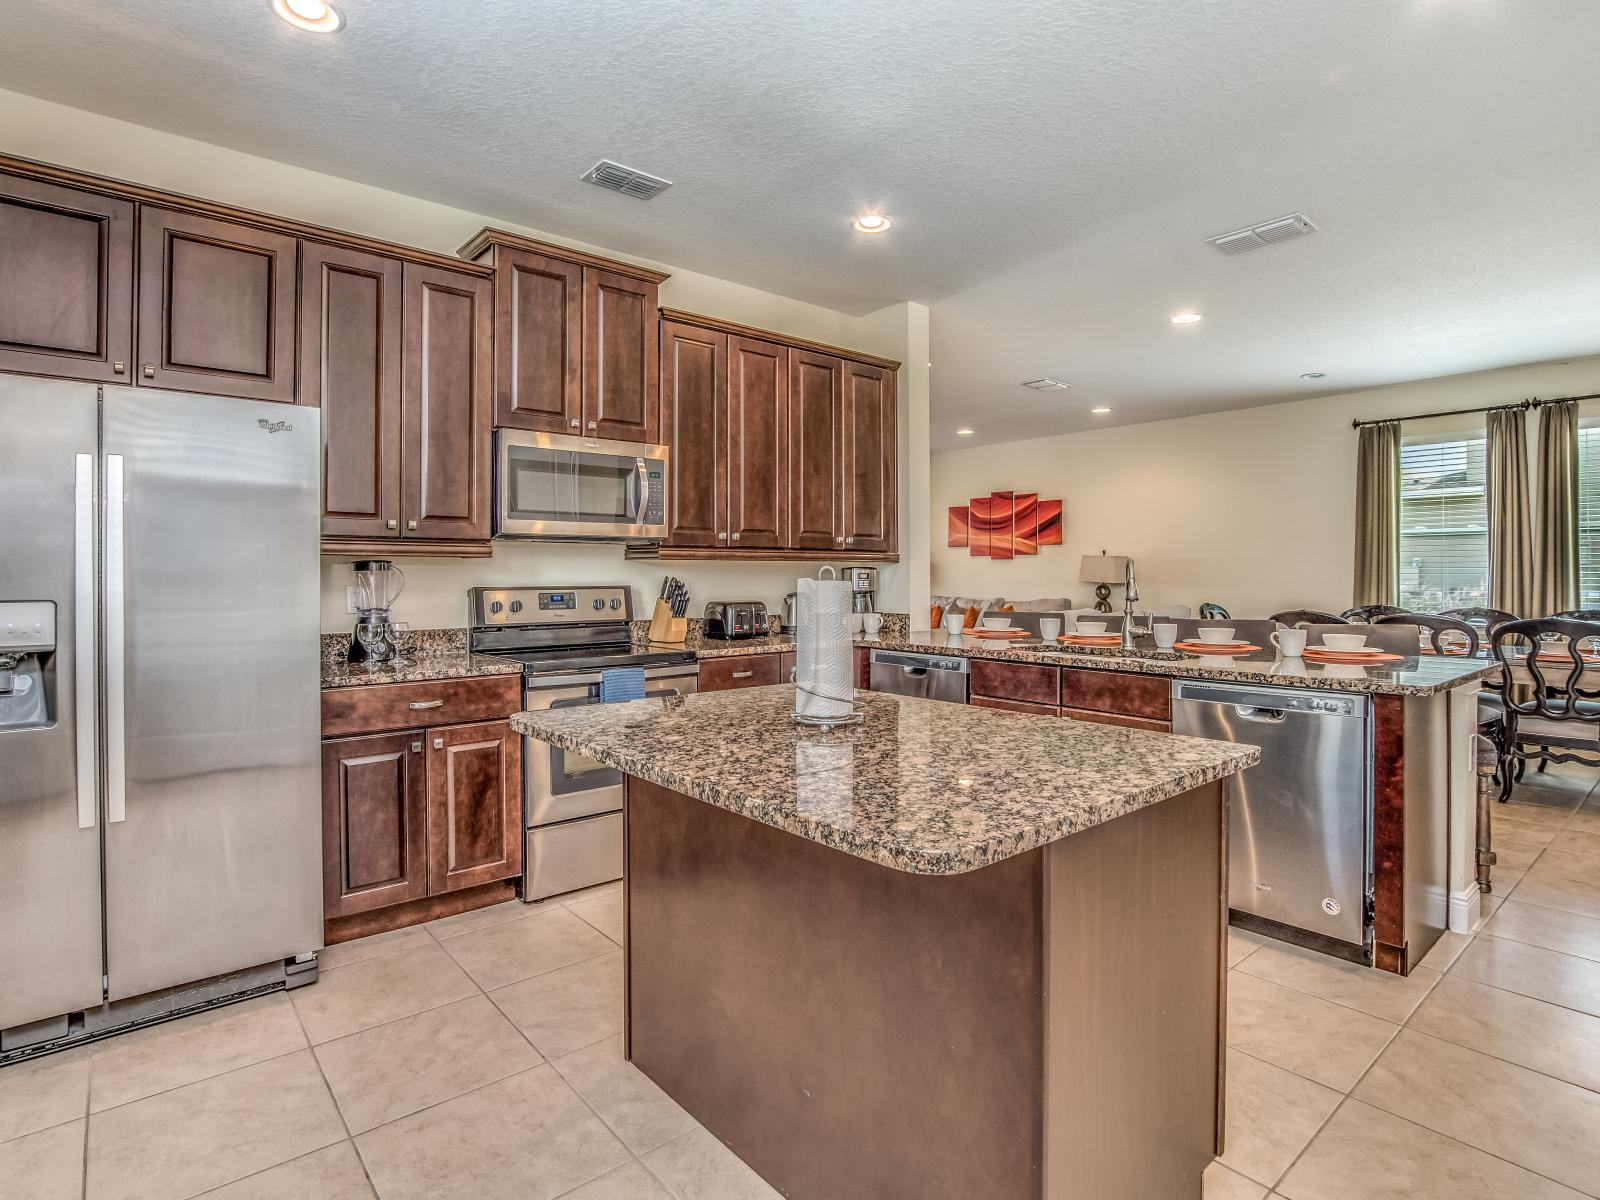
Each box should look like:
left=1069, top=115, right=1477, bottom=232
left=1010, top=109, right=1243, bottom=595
left=1449, top=884, right=1483, bottom=934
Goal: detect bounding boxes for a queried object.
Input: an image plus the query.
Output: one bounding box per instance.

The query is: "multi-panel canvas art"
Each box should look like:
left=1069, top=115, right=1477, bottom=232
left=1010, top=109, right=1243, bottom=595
left=947, top=492, right=1063, bottom=558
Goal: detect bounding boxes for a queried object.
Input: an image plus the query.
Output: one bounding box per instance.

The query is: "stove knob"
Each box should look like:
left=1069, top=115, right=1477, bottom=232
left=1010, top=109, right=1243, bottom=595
left=489, top=601, right=503, bottom=615
left=509, top=600, right=523, bottom=614
left=609, top=598, right=623, bottom=610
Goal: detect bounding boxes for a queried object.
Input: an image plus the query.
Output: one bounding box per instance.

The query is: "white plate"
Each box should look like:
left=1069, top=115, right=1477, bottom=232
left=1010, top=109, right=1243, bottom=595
left=1185, top=640, right=1253, bottom=649
left=1306, top=645, right=1385, bottom=656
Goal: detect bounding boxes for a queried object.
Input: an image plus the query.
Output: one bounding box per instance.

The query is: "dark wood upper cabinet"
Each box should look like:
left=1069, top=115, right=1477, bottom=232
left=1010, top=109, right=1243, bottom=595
left=492, top=247, right=582, bottom=433
left=726, top=335, right=789, bottom=550
left=321, top=731, right=428, bottom=918
left=0, top=174, right=133, bottom=383
left=299, top=242, right=403, bottom=540
left=426, top=719, right=522, bottom=895
left=584, top=267, right=660, bottom=442
left=788, top=349, right=842, bottom=551
left=401, top=263, right=492, bottom=541
left=839, top=359, right=897, bottom=553
left=660, top=319, right=727, bottom=548
left=137, top=207, right=297, bottom=402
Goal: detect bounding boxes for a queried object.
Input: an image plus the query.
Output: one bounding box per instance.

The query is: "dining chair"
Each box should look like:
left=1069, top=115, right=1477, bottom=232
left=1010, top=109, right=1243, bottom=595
left=1381, top=613, right=1506, bottom=758
left=1488, top=617, right=1600, bottom=799
left=1551, top=609, right=1600, bottom=621
left=1341, top=604, right=1409, bottom=622
left=1198, top=602, right=1230, bottom=620
left=1439, top=605, right=1517, bottom=634
left=1269, top=609, right=1349, bottom=627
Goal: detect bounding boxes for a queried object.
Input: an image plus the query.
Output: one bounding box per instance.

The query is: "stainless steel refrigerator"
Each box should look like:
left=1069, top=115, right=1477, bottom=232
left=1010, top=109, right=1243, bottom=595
left=0, top=377, right=322, bottom=1058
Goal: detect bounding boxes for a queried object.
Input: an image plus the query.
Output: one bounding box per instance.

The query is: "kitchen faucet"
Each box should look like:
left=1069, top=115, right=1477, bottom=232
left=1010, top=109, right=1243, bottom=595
left=1120, top=557, right=1146, bottom=651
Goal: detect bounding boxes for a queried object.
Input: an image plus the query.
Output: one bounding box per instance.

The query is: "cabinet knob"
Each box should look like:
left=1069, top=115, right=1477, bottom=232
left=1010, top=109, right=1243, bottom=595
left=142, top=364, right=155, bottom=379
left=835, top=536, right=845, bottom=544
left=731, top=532, right=740, bottom=541
left=112, top=361, right=126, bottom=375
left=386, top=519, right=398, bottom=530
left=587, top=420, right=597, bottom=430
left=846, top=536, right=855, bottom=545
left=411, top=741, right=422, bottom=753
left=407, top=520, right=418, bottom=530
left=717, top=532, right=727, bottom=540
left=433, top=737, right=444, bottom=749
left=570, top=419, right=581, bottom=428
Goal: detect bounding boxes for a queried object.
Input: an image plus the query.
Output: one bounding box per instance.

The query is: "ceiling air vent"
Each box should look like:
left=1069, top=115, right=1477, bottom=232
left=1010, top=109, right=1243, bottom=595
left=1021, top=378, right=1074, bottom=391
left=582, top=159, right=673, bottom=201
left=1206, top=213, right=1317, bottom=254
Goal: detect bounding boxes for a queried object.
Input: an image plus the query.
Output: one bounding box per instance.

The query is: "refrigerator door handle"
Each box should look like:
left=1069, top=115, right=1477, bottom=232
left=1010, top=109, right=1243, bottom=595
left=74, top=453, right=98, bottom=830
left=106, top=452, right=127, bottom=824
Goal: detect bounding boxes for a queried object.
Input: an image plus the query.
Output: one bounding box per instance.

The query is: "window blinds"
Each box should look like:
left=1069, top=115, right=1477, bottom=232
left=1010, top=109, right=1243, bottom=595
left=1576, top=421, right=1600, bottom=607
left=1399, top=432, right=1489, bottom=612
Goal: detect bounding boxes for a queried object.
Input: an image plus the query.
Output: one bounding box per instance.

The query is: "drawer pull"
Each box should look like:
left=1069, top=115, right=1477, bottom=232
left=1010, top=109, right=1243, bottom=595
left=731, top=670, right=755, bottom=679
left=408, top=699, right=444, bottom=709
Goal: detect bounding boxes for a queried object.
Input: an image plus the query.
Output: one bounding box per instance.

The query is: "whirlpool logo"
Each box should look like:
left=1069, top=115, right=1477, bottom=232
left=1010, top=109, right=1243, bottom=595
left=257, top=419, right=294, bottom=434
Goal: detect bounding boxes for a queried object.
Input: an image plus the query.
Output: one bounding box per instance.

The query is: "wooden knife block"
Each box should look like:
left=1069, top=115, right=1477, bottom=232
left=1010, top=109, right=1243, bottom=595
left=648, top=599, right=688, bottom=644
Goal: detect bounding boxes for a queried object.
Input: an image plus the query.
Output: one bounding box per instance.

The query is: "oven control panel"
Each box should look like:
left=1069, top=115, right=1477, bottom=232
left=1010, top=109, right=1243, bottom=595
left=470, top=586, right=631, bottom=626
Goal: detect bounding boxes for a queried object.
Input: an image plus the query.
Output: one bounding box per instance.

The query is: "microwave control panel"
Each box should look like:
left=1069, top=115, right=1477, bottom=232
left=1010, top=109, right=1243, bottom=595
left=644, top=469, right=664, bottom=525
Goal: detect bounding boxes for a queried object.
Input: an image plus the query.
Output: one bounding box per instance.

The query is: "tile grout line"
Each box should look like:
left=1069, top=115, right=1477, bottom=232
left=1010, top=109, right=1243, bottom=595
left=283, top=981, right=376, bottom=1199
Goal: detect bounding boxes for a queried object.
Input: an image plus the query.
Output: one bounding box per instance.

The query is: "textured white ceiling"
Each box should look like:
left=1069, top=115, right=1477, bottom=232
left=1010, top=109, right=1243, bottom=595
left=2, top=0, right=1597, bottom=447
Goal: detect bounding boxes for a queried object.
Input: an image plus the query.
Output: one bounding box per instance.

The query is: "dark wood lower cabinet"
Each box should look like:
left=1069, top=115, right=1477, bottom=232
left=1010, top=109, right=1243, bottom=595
left=1064, top=706, right=1170, bottom=733
left=426, top=720, right=522, bottom=894
left=699, top=653, right=783, bottom=692
left=321, top=731, right=428, bottom=918
left=971, top=694, right=1060, bottom=717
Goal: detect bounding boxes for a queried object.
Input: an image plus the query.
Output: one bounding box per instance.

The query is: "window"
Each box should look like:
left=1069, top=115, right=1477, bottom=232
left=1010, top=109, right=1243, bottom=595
left=1398, top=431, right=1488, bottom=612
left=1577, top=421, right=1600, bottom=607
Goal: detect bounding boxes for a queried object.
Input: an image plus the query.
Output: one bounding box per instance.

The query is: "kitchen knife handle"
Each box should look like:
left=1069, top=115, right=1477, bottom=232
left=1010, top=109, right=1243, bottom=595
left=74, top=453, right=97, bottom=830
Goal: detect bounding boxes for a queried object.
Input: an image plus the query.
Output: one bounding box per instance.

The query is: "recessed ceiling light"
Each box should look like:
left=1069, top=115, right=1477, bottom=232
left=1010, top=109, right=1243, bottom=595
left=1300, top=372, right=1326, bottom=380
left=956, top=427, right=975, bottom=437
left=272, top=0, right=343, bottom=32
left=852, top=214, right=891, bottom=234
left=1170, top=312, right=1203, bottom=325
left=1090, top=406, right=1112, bottom=415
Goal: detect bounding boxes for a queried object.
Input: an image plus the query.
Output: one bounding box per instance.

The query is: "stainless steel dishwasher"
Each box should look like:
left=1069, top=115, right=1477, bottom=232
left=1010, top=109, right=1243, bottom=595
left=869, top=650, right=970, bottom=703
left=1171, top=680, right=1372, bottom=961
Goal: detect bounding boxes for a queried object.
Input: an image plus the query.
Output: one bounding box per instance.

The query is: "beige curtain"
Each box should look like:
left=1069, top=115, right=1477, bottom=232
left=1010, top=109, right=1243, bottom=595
left=1533, top=399, right=1579, bottom=616
left=1353, top=421, right=1400, bottom=606
left=1486, top=406, right=1534, bottom=617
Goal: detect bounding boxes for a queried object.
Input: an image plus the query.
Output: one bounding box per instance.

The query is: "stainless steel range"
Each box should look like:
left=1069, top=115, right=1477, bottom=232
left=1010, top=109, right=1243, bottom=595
left=468, top=586, right=697, bottom=901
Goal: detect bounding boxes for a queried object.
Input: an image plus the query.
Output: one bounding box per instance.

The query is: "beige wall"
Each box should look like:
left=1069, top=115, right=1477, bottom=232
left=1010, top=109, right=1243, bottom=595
left=932, top=356, right=1600, bottom=619
left=0, top=89, right=931, bottom=630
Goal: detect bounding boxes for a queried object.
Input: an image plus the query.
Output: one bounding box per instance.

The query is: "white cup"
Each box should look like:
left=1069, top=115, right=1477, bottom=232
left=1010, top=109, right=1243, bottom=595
left=1153, top=622, right=1178, bottom=649
left=849, top=611, right=866, bottom=635
left=1271, top=628, right=1307, bottom=657
left=980, top=616, right=1013, bottom=630
left=1321, top=633, right=1368, bottom=652
left=943, top=613, right=967, bottom=636
left=862, top=612, right=884, bottom=637
left=1038, top=617, right=1063, bottom=641
left=1197, top=627, right=1237, bottom=643
left=1077, top=620, right=1107, bottom=635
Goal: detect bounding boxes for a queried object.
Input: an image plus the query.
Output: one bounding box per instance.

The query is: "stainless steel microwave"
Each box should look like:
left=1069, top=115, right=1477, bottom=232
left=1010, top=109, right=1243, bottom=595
left=495, top=430, right=669, bottom=542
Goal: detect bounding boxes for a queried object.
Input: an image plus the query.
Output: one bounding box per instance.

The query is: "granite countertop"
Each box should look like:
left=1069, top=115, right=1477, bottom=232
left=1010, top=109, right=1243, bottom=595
left=866, top=630, right=1497, bottom=697
left=321, top=651, right=523, bottom=689
left=512, top=686, right=1259, bottom=875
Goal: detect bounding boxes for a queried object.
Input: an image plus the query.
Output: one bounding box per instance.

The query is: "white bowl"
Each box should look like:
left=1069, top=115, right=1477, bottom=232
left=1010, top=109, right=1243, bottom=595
left=980, top=616, right=1013, bottom=630
left=1075, top=621, right=1107, bottom=635
left=1197, top=627, right=1237, bottom=643
left=1322, top=633, right=1368, bottom=652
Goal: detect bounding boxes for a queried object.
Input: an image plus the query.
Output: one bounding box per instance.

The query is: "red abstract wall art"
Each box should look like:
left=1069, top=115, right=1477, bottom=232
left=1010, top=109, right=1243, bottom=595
left=948, top=492, right=1062, bottom=558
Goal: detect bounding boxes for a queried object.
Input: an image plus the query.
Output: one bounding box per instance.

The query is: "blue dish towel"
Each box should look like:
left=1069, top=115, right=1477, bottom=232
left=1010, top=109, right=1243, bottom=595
left=598, top=667, right=647, bottom=704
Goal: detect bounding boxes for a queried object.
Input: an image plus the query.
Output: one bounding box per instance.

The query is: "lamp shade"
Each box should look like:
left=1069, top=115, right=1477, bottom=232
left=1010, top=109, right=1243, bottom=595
left=1078, top=554, right=1129, bottom=585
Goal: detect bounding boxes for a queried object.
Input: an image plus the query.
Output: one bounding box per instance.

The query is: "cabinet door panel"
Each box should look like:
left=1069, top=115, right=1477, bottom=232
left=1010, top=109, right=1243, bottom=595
left=839, top=361, right=897, bottom=553
left=136, top=207, right=297, bottom=401
left=495, top=248, right=582, bottom=432
left=300, top=242, right=403, bottom=539
left=788, top=349, right=842, bottom=550
left=401, top=263, right=492, bottom=540
left=427, top=720, right=522, bottom=894
left=726, top=335, right=789, bottom=549
left=584, top=267, right=659, bottom=441
left=0, top=175, right=133, bottom=381
left=661, top=320, right=726, bottom=548
left=322, top=731, right=427, bottom=917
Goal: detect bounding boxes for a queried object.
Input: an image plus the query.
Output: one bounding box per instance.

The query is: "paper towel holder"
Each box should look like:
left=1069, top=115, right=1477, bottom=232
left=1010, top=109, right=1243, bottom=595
left=791, top=564, right=864, bottom=730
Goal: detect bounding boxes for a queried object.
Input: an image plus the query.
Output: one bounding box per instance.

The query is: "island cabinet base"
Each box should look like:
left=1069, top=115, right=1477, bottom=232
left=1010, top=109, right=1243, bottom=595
left=622, top=776, right=1228, bottom=1200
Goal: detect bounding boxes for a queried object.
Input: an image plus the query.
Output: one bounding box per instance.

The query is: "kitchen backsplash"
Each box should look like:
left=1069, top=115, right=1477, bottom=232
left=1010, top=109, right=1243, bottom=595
left=319, top=627, right=466, bottom=664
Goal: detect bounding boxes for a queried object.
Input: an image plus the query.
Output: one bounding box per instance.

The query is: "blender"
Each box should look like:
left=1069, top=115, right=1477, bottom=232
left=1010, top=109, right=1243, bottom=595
left=347, top=560, right=407, bottom=663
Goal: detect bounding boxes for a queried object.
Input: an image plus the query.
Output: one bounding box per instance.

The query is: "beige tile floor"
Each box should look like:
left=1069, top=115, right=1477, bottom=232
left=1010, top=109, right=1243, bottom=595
left=5, top=766, right=1600, bottom=1200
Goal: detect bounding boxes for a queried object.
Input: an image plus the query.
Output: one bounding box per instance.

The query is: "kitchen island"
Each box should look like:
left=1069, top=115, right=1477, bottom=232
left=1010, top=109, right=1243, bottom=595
left=514, top=686, right=1258, bottom=1200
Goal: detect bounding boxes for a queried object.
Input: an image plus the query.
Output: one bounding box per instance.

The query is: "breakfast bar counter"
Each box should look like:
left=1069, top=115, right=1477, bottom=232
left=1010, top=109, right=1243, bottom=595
left=514, top=687, right=1257, bottom=1200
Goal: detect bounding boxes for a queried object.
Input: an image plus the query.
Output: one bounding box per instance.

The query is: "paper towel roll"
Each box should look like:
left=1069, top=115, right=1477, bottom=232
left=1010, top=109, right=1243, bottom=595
left=795, top=574, right=855, bottom=722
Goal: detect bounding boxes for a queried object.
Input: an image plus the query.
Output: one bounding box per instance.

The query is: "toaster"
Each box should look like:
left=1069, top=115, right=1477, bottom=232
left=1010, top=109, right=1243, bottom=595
left=703, top=601, right=768, bottom=640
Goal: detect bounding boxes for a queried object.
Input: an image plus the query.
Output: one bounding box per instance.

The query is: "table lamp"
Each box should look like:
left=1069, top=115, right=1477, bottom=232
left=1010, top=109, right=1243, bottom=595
left=1078, top=552, right=1129, bottom=613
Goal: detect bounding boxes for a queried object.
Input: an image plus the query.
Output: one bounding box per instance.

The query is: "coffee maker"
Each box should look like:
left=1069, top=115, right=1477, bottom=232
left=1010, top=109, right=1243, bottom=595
left=843, top=566, right=877, bottom=615
left=347, top=560, right=406, bottom=663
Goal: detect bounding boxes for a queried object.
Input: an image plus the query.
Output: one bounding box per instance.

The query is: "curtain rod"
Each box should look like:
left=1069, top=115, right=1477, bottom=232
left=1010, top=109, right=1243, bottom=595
left=1351, top=392, right=1600, bottom=430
